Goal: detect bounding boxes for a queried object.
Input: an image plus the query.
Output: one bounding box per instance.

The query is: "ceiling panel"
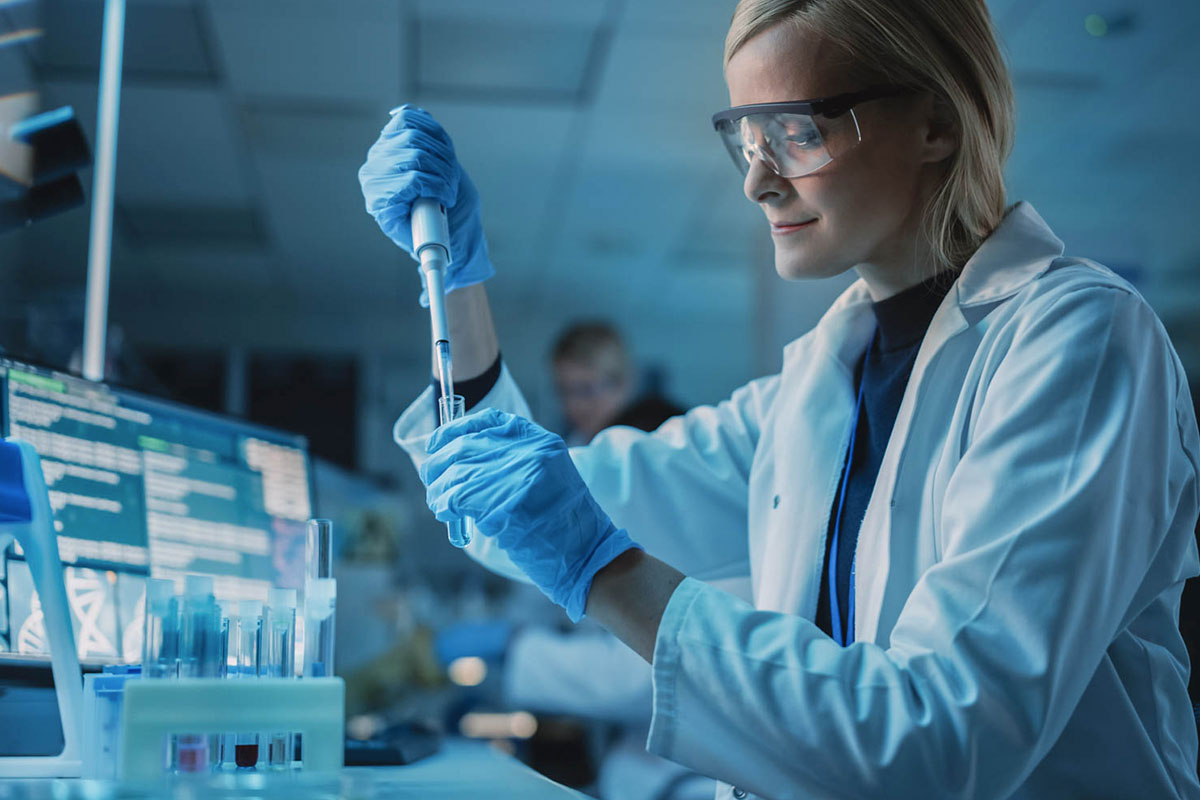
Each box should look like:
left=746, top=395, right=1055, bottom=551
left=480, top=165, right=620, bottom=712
left=241, top=102, right=386, bottom=162
left=669, top=165, right=763, bottom=270
left=34, top=0, right=216, bottom=81
left=553, top=162, right=704, bottom=279
left=205, top=0, right=404, bottom=106
left=594, top=28, right=727, bottom=113
left=117, top=202, right=266, bottom=252
left=252, top=156, right=406, bottom=297
left=417, top=17, right=600, bottom=104
left=409, top=101, right=578, bottom=274
left=1002, top=0, right=1200, bottom=83
left=620, top=0, right=734, bottom=36
left=415, top=0, right=609, bottom=28
left=44, top=81, right=253, bottom=205
left=113, top=250, right=278, bottom=298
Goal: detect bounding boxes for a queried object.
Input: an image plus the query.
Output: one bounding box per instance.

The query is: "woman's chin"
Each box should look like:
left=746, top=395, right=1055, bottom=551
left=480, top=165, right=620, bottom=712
left=774, top=252, right=850, bottom=282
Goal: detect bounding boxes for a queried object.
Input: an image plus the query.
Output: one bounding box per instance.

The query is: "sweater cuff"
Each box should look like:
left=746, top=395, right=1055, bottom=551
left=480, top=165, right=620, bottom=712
left=429, top=351, right=503, bottom=418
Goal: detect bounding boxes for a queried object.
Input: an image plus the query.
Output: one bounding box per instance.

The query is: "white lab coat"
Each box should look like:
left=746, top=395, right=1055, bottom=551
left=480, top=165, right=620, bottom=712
left=394, top=203, right=1200, bottom=799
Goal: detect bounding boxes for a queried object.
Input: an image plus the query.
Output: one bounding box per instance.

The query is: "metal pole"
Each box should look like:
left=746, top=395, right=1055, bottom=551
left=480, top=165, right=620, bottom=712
left=82, top=0, right=126, bottom=382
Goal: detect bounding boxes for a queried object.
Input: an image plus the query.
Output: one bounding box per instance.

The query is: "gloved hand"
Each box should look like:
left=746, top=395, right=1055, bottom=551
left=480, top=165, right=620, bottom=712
left=420, top=410, right=641, bottom=623
left=358, top=105, right=494, bottom=306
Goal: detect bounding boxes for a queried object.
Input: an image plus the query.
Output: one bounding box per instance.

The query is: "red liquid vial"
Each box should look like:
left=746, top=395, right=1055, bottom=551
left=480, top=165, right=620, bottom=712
left=235, top=743, right=259, bottom=768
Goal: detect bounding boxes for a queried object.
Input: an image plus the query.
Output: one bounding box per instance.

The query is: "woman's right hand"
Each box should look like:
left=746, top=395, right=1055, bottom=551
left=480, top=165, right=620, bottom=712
left=359, top=105, right=494, bottom=306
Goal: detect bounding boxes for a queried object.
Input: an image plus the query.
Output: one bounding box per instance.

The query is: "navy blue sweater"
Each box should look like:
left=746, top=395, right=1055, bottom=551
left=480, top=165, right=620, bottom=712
left=815, top=273, right=954, bottom=641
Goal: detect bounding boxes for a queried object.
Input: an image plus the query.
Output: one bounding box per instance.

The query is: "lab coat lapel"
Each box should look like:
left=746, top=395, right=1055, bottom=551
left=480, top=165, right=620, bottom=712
left=853, top=298, right=970, bottom=643
left=852, top=201, right=1066, bottom=644
left=756, top=286, right=874, bottom=614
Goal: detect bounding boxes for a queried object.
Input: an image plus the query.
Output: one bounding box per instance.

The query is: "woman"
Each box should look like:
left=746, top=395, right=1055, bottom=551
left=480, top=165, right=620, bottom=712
left=359, top=1, right=1200, bottom=797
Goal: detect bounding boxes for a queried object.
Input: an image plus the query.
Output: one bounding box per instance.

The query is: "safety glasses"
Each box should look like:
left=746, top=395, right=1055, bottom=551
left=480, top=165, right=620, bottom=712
left=711, top=85, right=911, bottom=179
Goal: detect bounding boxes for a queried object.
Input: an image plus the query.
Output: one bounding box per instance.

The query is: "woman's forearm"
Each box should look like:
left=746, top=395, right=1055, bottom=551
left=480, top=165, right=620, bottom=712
left=439, top=283, right=500, bottom=381
left=585, top=549, right=687, bottom=662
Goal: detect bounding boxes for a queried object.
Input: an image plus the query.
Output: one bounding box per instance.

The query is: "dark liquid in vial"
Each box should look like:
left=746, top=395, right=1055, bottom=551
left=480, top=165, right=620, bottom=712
left=235, top=744, right=258, bottom=768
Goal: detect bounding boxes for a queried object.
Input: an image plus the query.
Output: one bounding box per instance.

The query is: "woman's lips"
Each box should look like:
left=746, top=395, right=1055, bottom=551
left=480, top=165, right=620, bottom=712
left=770, top=219, right=817, bottom=235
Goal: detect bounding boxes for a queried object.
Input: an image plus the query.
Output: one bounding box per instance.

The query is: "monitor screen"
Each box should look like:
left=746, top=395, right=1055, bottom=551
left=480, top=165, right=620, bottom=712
left=0, top=357, right=313, bottom=664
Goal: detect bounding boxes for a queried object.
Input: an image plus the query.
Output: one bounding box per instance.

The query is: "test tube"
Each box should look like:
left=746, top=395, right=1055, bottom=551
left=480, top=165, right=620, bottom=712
left=303, top=578, right=336, bottom=678
left=177, top=575, right=220, bottom=772
left=265, top=588, right=297, bottom=769
left=142, top=578, right=178, bottom=679
left=306, top=519, right=332, bottom=580
left=141, top=578, right=178, bottom=773
left=437, top=394, right=471, bottom=547
left=216, top=598, right=236, bottom=770
left=234, top=600, right=263, bottom=769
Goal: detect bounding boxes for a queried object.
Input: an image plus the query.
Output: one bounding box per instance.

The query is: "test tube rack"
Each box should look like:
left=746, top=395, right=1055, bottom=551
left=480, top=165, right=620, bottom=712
left=119, top=677, right=345, bottom=779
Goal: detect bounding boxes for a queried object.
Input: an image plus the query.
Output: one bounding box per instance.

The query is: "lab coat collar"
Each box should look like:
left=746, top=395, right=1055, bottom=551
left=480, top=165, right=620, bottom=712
left=794, top=201, right=1064, bottom=371
left=954, top=201, right=1065, bottom=307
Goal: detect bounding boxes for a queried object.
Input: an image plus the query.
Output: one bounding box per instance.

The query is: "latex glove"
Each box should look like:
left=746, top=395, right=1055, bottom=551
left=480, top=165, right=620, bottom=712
left=358, top=105, right=494, bottom=306
left=420, top=410, right=641, bottom=623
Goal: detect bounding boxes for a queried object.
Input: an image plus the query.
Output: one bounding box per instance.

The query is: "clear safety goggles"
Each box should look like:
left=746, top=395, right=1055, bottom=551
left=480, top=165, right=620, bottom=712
left=711, top=85, right=910, bottom=179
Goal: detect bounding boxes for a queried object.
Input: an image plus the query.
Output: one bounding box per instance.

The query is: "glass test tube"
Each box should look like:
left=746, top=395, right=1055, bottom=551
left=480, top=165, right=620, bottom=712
left=265, top=588, right=297, bottom=769
left=303, top=578, right=336, bottom=678
left=306, top=519, right=332, bottom=580
left=142, top=578, right=178, bottom=773
left=437, top=394, right=471, bottom=547
left=177, top=575, right=220, bottom=772
left=234, top=601, right=263, bottom=769
left=216, top=599, right=237, bottom=769
left=142, top=578, right=178, bottom=679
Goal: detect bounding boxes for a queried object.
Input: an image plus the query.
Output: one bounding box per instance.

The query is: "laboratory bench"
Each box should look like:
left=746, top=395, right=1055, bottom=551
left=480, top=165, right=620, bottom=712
left=0, top=739, right=587, bottom=799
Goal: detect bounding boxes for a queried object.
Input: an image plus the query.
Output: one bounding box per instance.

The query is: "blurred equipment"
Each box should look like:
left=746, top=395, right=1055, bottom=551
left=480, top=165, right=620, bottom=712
left=0, top=439, right=83, bottom=777
left=343, top=719, right=440, bottom=767
left=0, top=355, right=314, bottom=667
left=0, top=102, right=90, bottom=233
left=81, top=0, right=127, bottom=382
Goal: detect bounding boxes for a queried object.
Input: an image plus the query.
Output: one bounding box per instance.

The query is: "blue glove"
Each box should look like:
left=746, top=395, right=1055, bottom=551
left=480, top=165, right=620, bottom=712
left=420, top=410, right=641, bottom=623
left=358, top=105, right=494, bottom=307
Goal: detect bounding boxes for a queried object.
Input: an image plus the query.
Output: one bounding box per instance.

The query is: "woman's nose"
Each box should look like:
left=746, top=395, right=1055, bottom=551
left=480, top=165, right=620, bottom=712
left=743, top=156, right=787, bottom=204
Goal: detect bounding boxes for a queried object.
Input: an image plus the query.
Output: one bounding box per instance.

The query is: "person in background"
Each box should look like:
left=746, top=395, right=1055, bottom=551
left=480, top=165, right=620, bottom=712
left=551, top=321, right=684, bottom=446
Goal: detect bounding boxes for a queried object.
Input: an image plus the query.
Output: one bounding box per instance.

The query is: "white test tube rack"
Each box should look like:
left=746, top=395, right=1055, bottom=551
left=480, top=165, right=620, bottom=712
left=119, top=677, right=345, bottom=780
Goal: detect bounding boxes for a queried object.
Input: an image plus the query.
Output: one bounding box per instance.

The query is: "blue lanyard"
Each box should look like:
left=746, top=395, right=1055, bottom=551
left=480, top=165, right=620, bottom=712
left=828, top=334, right=873, bottom=647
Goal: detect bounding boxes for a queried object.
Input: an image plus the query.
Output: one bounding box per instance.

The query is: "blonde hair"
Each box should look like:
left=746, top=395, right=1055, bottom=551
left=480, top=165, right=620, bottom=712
left=725, top=0, right=1014, bottom=272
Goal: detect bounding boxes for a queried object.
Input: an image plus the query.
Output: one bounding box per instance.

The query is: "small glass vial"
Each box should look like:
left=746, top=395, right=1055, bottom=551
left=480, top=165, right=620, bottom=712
left=437, top=394, right=471, bottom=547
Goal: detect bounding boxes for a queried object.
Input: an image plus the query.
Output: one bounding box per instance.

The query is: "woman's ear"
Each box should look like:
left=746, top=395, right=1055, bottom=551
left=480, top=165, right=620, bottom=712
left=920, top=94, right=958, bottom=164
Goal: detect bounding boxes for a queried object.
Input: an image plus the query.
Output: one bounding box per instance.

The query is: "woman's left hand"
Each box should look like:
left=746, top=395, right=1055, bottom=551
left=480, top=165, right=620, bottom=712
left=420, top=409, right=641, bottom=621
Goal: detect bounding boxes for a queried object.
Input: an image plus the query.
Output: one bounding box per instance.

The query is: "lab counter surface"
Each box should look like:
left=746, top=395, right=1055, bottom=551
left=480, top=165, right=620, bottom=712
left=0, top=740, right=588, bottom=799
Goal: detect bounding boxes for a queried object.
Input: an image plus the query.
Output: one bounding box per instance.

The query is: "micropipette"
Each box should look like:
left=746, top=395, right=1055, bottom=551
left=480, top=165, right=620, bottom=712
left=411, top=196, right=471, bottom=548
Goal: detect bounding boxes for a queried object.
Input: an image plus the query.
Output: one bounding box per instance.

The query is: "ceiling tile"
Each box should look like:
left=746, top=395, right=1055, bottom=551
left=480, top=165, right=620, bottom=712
left=44, top=81, right=254, bottom=205
left=117, top=201, right=267, bottom=252
left=206, top=0, right=404, bottom=106
left=415, top=0, right=608, bottom=28
left=241, top=103, right=384, bottom=161
left=35, top=0, right=216, bottom=81
left=416, top=18, right=599, bottom=104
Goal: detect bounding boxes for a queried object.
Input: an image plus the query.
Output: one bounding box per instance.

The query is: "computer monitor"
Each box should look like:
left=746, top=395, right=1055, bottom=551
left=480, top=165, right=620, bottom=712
left=0, top=356, right=314, bottom=665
